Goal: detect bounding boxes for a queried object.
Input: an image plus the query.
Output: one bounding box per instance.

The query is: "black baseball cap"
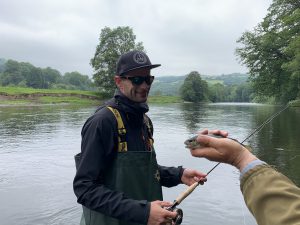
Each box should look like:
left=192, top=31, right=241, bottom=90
left=116, top=50, right=161, bottom=76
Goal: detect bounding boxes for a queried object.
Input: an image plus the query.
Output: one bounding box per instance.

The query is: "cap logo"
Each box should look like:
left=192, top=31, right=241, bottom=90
left=133, top=52, right=147, bottom=64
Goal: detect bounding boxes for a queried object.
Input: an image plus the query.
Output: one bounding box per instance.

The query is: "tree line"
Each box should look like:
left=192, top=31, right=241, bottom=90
left=0, top=59, right=94, bottom=91
left=0, top=56, right=252, bottom=103
left=179, top=71, right=253, bottom=103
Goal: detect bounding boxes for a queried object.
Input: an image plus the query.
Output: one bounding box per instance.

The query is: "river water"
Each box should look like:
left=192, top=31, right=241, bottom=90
left=0, top=103, right=299, bottom=225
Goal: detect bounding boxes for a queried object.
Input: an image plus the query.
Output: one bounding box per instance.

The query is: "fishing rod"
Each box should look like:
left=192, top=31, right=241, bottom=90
left=166, top=104, right=290, bottom=225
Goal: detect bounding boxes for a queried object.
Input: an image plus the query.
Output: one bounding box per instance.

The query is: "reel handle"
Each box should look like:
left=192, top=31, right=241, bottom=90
left=165, top=207, right=183, bottom=225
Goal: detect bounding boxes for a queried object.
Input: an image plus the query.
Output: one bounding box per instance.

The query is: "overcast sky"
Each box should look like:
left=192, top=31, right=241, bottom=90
left=0, top=0, right=272, bottom=77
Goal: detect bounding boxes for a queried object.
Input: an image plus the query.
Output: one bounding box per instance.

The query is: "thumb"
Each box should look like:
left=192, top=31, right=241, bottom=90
left=197, top=134, right=219, bottom=148
left=190, top=146, right=221, bottom=160
left=191, top=135, right=223, bottom=161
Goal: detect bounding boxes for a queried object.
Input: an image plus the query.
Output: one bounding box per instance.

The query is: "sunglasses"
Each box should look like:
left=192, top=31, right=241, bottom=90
left=121, top=75, right=155, bottom=86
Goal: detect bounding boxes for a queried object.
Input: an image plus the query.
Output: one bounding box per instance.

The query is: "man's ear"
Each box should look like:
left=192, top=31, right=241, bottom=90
left=114, top=76, right=123, bottom=90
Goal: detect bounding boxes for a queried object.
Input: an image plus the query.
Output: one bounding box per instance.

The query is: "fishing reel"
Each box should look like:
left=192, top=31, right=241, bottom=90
left=165, top=206, right=183, bottom=225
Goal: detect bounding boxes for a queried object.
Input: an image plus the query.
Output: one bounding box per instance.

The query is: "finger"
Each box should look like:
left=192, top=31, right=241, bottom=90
left=192, top=176, right=207, bottom=183
left=159, top=201, right=173, bottom=208
left=165, top=217, right=173, bottom=225
left=220, top=130, right=228, bottom=137
left=193, top=170, right=207, bottom=177
left=191, top=171, right=207, bottom=181
left=199, top=129, right=209, bottom=135
left=209, top=130, right=228, bottom=137
left=165, top=210, right=178, bottom=219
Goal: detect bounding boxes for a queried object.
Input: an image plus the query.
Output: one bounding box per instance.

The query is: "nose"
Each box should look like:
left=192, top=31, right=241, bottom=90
left=139, top=80, right=150, bottom=88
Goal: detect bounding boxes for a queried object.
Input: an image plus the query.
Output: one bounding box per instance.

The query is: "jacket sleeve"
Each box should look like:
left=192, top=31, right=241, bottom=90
left=240, top=164, right=300, bottom=225
left=158, top=165, right=184, bottom=187
left=73, top=109, right=150, bottom=224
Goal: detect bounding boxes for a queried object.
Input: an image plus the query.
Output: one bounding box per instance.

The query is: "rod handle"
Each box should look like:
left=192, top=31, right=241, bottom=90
left=175, top=182, right=199, bottom=204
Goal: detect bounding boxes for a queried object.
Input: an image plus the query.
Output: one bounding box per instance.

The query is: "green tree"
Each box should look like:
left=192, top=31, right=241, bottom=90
left=236, top=0, right=300, bottom=103
left=63, top=71, right=93, bottom=90
left=90, top=26, right=144, bottom=96
left=0, top=60, right=24, bottom=86
left=0, top=60, right=46, bottom=88
left=180, top=71, right=208, bottom=102
left=208, top=83, right=228, bottom=102
left=234, top=83, right=254, bottom=102
left=42, top=67, right=62, bottom=88
left=25, top=67, right=44, bottom=88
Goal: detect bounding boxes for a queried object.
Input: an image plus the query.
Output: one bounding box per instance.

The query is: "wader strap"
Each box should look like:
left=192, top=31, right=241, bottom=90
left=107, top=106, right=128, bottom=152
left=144, top=114, right=154, bottom=148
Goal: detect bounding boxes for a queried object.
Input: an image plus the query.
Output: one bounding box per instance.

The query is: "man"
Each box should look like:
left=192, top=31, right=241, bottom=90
left=73, top=50, right=206, bottom=225
left=188, top=129, right=300, bottom=225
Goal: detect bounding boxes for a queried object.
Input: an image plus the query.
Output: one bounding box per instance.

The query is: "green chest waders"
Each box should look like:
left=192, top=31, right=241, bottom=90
left=79, top=107, right=163, bottom=225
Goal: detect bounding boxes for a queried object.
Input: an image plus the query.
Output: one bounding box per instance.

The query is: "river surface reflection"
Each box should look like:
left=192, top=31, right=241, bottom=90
left=0, top=103, right=299, bottom=225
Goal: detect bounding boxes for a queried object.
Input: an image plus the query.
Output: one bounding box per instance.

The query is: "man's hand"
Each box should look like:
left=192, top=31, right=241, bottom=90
left=189, top=130, right=257, bottom=171
left=147, top=201, right=177, bottom=225
left=181, top=169, right=207, bottom=186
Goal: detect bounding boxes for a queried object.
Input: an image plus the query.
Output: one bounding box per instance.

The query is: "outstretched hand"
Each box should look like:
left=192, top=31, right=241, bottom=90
left=188, top=130, right=257, bottom=171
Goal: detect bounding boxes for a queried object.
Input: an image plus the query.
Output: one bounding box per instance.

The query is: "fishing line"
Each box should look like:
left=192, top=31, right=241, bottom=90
left=240, top=104, right=290, bottom=144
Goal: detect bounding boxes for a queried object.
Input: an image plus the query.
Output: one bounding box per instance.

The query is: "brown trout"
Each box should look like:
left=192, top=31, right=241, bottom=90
left=184, top=134, right=223, bottom=149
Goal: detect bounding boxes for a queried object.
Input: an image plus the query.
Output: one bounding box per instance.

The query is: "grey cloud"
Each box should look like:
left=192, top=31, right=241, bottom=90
left=0, top=0, right=272, bottom=77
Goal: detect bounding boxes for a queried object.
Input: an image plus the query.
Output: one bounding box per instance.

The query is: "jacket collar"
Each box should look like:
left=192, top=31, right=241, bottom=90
left=110, top=89, right=149, bottom=115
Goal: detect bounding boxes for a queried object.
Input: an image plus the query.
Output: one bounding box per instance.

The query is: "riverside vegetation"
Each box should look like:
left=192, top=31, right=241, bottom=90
left=1, top=86, right=299, bottom=106
left=0, top=58, right=255, bottom=105
left=0, top=86, right=102, bottom=105
left=0, top=86, right=183, bottom=105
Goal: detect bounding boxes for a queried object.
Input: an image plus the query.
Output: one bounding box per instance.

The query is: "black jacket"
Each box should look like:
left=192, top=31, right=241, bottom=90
left=73, top=90, right=184, bottom=224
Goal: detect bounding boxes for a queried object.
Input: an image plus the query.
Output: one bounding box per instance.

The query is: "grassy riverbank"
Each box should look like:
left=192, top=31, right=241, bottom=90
left=148, top=95, right=182, bottom=104
left=289, top=99, right=300, bottom=107
left=0, top=86, right=102, bottom=105
left=0, top=86, right=183, bottom=105
left=2, top=86, right=297, bottom=106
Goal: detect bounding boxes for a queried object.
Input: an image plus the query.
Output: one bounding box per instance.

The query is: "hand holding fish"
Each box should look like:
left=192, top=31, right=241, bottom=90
left=184, top=129, right=228, bottom=149
left=186, top=130, right=257, bottom=171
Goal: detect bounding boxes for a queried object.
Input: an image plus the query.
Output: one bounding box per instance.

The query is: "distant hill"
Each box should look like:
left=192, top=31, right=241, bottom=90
left=204, top=73, right=249, bottom=86
left=150, top=73, right=249, bottom=96
left=150, top=75, right=185, bottom=96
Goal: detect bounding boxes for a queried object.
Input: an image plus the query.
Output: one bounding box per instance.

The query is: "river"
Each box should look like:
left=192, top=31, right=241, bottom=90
left=0, top=103, right=299, bottom=225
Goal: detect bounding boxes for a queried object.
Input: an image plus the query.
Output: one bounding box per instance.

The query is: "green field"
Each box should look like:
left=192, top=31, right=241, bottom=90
left=148, top=95, right=182, bottom=103
left=0, top=86, right=100, bottom=96
left=0, top=86, right=102, bottom=105
left=0, top=86, right=182, bottom=105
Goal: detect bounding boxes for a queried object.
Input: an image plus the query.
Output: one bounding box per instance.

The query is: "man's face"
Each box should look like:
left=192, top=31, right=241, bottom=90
left=115, top=68, right=154, bottom=103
